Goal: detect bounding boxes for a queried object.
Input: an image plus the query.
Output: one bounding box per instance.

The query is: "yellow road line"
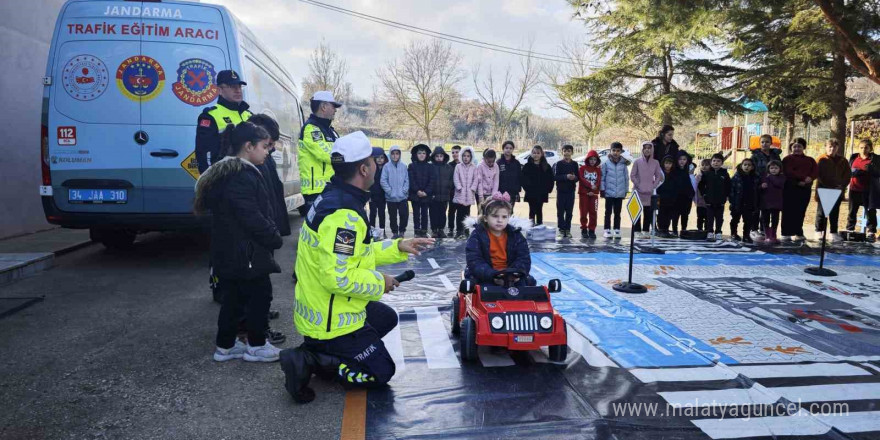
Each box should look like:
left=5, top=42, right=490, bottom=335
left=340, top=389, right=366, bottom=440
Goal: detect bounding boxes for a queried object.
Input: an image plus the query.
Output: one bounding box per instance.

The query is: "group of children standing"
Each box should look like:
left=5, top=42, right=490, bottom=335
left=367, top=132, right=880, bottom=244
left=369, top=142, right=527, bottom=239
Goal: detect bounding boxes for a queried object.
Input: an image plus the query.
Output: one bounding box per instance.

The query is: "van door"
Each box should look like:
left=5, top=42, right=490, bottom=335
left=50, top=1, right=144, bottom=213
left=139, top=3, right=229, bottom=213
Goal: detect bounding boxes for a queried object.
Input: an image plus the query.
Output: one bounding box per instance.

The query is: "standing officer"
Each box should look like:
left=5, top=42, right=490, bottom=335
left=280, top=131, right=433, bottom=404
left=298, top=90, right=342, bottom=213
left=195, top=70, right=252, bottom=173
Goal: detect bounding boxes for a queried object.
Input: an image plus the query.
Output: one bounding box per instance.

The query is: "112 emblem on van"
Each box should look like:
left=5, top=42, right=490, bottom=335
left=172, top=58, right=218, bottom=106
left=62, top=55, right=109, bottom=101
left=116, top=55, right=165, bottom=102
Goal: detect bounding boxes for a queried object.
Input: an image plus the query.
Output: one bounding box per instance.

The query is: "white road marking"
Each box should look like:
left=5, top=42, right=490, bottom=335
left=630, top=365, right=738, bottom=383
left=427, top=258, right=440, bottom=269
left=414, top=306, right=460, bottom=369
left=729, top=362, right=871, bottom=379
left=438, top=275, right=455, bottom=290
left=477, top=346, right=516, bottom=367
left=659, top=384, right=779, bottom=407
left=567, top=324, right=617, bottom=367
left=584, top=300, right=614, bottom=318
left=692, top=409, right=830, bottom=439
left=774, top=382, right=880, bottom=403
left=814, top=410, right=880, bottom=434
left=381, top=322, right=405, bottom=372
left=628, top=329, right=673, bottom=356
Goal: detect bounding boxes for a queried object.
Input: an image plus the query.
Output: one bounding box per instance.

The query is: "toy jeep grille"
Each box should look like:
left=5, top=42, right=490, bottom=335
left=506, top=312, right=537, bottom=332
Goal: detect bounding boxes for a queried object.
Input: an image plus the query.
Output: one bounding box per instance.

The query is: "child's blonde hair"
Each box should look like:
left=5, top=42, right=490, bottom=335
left=478, top=198, right=512, bottom=227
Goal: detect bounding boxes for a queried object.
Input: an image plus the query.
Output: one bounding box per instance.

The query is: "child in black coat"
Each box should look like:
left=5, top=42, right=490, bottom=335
left=729, top=158, right=759, bottom=242
left=698, top=153, right=731, bottom=241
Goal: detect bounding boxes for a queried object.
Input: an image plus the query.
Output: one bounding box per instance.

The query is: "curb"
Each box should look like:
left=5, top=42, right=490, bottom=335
left=0, top=239, right=95, bottom=286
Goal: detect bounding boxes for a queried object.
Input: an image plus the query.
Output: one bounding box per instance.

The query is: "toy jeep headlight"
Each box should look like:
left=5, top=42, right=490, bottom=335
left=491, top=316, right=504, bottom=330
left=540, top=316, right=553, bottom=329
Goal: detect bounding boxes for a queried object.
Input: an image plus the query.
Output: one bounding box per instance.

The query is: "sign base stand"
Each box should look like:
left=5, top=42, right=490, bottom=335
left=804, top=266, right=837, bottom=277
left=613, top=282, right=647, bottom=294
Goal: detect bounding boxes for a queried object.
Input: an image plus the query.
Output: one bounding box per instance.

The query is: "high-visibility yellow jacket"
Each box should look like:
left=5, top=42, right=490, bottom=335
left=195, top=97, right=252, bottom=173
left=298, top=115, right=339, bottom=195
left=294, top=178, right=407, bottom=339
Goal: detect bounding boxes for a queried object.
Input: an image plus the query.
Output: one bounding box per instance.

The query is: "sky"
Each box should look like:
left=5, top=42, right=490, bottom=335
left=203, top=0, right=590, bottom=117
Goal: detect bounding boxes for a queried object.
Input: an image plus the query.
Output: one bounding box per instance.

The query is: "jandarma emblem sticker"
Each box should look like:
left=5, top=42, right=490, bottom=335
left=172, top=58, right=218, bottom=106
left=116, top=55, right=165, bottom=102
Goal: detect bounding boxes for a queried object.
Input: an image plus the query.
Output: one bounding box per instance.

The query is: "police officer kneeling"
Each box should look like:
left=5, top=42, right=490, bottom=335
left=280, top=132, right=433, bottom=403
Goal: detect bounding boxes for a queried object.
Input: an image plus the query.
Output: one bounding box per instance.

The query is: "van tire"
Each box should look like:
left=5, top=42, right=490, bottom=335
left=91, top=228, right=136, bottom=250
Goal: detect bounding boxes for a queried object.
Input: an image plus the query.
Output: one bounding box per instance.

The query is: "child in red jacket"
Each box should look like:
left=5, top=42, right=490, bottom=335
left=578, top=150, right=602, bottom=238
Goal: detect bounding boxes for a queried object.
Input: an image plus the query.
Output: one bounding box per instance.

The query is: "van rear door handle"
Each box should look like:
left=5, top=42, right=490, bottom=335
left=150, top=149, right=179, bottom=158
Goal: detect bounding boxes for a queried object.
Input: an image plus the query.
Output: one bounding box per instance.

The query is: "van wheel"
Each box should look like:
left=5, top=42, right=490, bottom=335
left=91, top=228, right=136, bottom=250
left=450, top=296, right=461, bottom=335
left=459, top=317, right=478, bottom=362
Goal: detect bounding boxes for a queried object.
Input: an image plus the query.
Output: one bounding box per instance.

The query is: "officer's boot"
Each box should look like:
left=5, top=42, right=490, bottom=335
left=280, top=347, right=345, bottom=403
left=280, top=347, right=317, bottom=403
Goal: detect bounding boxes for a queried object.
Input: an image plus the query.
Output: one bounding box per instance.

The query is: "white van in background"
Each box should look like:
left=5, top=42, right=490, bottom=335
left=40, top=0, right=303, bottom=248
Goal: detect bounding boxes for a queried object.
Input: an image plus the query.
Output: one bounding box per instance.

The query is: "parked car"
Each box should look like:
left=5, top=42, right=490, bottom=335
left=516, top=150, right=560, bottom=167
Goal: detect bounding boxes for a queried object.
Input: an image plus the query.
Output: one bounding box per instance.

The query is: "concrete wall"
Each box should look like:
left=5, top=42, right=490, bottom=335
left=0, top=1, right=67, bottom=239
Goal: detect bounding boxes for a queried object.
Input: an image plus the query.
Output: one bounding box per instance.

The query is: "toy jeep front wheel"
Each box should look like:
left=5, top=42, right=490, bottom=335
left=549, top=344, right=567, bottom=362
left=450, top=297, right=461, bottom=335
left=460, top=316, right=478, bottom=361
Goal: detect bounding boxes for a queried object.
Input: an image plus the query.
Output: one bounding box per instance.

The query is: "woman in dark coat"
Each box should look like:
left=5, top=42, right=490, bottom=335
left=521, top=145, right=555, bottom=225
left=194, top=121, right=283, bottom=363
left=652, top=125, right=680, bottom=163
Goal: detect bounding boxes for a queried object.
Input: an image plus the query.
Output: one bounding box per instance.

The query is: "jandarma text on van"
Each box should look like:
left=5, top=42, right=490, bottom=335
left=104, top=6, right=183, bottom=19
left=67, top=23, right=219, bottom=40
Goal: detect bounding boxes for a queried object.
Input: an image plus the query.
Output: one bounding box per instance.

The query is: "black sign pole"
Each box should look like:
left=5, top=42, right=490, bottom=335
left=805, top=216, right=837, bottom=277
left=614, top=215, right=647, bottom=294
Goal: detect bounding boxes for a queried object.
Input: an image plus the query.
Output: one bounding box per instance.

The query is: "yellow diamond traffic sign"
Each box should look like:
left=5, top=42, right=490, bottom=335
left=626, top=192, right=643, bottom=225
left=181, top=151, right=200, bottom=180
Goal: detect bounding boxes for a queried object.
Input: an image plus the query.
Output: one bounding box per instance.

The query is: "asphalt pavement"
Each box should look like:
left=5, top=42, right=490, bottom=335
left=0, top=215, right=346, bottom=440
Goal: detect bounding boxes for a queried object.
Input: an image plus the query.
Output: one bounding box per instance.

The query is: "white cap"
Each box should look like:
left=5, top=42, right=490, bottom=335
left=311, top=90, right=342, bottom=107
left=331, top=131, right=385, bottom=164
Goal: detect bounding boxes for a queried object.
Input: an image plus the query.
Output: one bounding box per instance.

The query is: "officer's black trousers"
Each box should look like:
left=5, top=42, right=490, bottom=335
left=216, top=276, right=271, bottom=349
left=303, top=302, right=398, bottom=387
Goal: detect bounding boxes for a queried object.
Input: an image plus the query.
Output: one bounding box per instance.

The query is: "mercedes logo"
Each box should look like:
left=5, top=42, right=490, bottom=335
left=134, top=130, right=149, bottom=145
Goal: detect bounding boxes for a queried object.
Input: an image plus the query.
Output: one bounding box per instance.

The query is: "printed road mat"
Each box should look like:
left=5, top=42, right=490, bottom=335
left=361, top=238, right=880, bottom=439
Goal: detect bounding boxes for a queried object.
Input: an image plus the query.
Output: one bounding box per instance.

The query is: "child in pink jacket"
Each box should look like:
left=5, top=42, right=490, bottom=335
left=630, top=141, right=665, bottom=237
left=452, top=147, right=478, bottom=238
left=474, top=149, right=500, bottom=204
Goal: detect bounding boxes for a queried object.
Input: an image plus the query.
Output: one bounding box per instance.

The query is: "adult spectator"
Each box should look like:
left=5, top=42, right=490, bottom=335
left=651, top=125, right=680, bottom=162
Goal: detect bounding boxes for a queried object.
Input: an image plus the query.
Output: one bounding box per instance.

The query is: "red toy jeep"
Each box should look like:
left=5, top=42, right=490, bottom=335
left=451, top=269, right=568, bottom=362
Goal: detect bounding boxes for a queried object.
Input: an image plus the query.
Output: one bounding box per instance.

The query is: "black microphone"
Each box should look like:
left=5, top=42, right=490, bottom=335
left=394, top=270, right=415, bottom=283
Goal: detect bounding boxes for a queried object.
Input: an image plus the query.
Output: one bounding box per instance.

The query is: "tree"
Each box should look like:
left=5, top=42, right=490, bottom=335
left=376, top=40, right=464, bottom=145
left=727, top=0, right=851, bottom=147
left=544, top=39, right=606, bottom=149
left=813, top=0, right=880, bottom=86
left=301, top=40, right=352, bottom=104
left=472, top=47, right=541, bottom=144
left=566, top=0, right=742, bottom=126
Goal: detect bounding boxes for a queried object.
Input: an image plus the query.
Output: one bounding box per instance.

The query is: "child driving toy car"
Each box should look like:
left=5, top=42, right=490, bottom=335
left=464, top=192, right=536, bottom=287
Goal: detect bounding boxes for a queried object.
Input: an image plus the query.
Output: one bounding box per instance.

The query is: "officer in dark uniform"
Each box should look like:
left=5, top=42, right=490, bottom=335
left=195, top=70, right=253, bottom=173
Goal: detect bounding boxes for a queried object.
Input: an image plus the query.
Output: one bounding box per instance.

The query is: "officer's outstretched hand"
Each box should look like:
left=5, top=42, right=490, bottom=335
left=383, top=273, right=400, bottom=293
left=398, top=238, right=435, bottom=256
